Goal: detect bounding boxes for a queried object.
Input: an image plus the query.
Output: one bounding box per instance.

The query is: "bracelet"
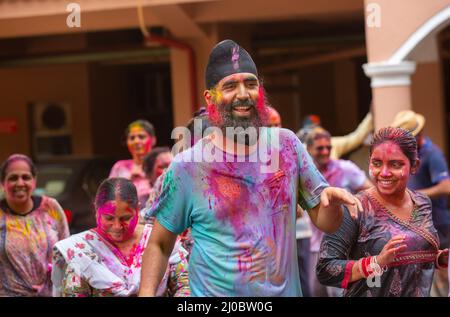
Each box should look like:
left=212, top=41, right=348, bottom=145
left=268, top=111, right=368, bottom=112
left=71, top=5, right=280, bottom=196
left=358, top=256, right=386, bottom=279
left=435, top=250, right=449, bottom=269
left=361, top=257, right=370, bottom=278
left=373, top=255, right=388, bottom=272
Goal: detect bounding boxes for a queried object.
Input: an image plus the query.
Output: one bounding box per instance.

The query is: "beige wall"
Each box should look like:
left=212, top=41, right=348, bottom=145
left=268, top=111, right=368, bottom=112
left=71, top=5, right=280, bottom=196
left=171, top=30, right=219, bottom=127
left=411, top=61, right=447, bottom=152
left=0, top=64, right=92, bottom=162
left=365, top=0, right=450, bottom=62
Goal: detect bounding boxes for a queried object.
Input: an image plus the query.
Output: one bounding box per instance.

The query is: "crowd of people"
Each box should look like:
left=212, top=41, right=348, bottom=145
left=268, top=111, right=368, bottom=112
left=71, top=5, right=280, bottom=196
left=0, top=39, right=448, bottom=297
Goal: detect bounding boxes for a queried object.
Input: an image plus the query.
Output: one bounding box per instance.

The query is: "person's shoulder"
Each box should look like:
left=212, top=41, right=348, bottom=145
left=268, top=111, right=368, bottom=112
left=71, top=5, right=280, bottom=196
left=354, top=189, right=372, bottom=211
left=428, top=142, right=446, bottom=159
left=409, top=189, right=432, bottom=207
left=163, top=151, right=194, bottom=181
left=272, top=127, right=304, bottom=150
left=277, top=127, right=298, bottom=140
left=54, top=229, right=90, bottom=250
left=40, top=195, right=61, bottom=211
left=112, top=159, right=132, bottom=169
left=170, top=148, right=193, bottom=168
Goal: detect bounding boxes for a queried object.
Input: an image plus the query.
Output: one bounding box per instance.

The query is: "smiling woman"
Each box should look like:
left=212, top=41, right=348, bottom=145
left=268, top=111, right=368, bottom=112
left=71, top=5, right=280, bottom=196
left=0, top=154, right=69, bottom=297
left=51, top=177, right=189, bottom=297
left=316, top=127, right=449, bottom=297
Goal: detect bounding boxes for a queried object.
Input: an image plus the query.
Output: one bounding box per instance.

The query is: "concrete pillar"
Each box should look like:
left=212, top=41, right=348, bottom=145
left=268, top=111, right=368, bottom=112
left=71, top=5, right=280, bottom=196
left=170, top=47, right=192, bottom=128
left=363, top=61, right=416, bottom=130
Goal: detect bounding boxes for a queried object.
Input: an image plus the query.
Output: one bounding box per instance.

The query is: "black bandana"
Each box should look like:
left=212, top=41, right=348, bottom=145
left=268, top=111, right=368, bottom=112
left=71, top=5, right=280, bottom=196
left=205, top=39, right=258, bottom=89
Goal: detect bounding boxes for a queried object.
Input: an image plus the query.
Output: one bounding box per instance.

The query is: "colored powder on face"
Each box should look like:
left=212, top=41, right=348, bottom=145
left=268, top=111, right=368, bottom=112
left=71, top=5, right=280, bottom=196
left=143, top=137, right=152, bottom=154
left=209, top=88, right=223, bottom=104
left=96, top=201, right=138, bottom=243
left=369, top=168, right=374, bottom=180
left=123, top=212, right=138, bottom=240
left=127, top=127, right=151, bottom=157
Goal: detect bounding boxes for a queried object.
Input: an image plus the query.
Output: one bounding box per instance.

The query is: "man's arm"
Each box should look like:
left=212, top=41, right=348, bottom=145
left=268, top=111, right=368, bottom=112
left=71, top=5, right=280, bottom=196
left=418, top=178, right=450, bottom=199
left=139, top=220, right=178, bottom=297
left=309, top=187, right=362, bottom=234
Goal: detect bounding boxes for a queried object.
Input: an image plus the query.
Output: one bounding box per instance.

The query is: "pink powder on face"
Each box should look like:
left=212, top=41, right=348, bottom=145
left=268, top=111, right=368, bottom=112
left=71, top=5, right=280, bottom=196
left=123, top=213, right=138, bottom=240
left=144, top=137, right=152, bottom=154
left=96, top=201, right=138, bottom=242
left=207, top=103, right=222, bottom=125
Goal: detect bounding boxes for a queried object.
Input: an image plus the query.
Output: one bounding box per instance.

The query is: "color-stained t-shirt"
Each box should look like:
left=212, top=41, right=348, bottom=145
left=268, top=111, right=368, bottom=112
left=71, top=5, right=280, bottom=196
left=310, top=159, right=367, bottom=252
left=149, top=127, right=328, bottom=296
left=0, top=195, right=69, bottom=297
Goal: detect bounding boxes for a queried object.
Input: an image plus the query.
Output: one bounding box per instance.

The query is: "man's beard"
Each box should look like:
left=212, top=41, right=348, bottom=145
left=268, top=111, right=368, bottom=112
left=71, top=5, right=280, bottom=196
left=216, top=98, right=263, bottom=146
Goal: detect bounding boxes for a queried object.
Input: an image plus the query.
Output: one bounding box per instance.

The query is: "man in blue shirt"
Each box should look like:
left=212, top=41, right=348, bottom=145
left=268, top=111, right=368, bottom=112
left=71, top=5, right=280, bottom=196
left=393, top=110, right=450, bottom=296
left=138, top=39, right=362, bottom=297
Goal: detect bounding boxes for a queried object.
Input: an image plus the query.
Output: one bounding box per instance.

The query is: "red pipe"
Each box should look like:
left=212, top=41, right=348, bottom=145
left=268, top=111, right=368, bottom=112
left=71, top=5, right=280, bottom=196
left=144, top=34, right=198, bottom=115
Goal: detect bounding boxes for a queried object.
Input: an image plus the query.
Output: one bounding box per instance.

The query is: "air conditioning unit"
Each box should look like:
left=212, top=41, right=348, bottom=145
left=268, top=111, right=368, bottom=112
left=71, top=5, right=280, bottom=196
left=30, top=102, right=73, bottom=159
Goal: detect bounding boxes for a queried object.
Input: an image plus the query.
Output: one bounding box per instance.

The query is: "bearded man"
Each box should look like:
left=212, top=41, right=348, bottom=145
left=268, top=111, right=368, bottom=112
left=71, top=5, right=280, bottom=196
left=139, top=40, right=361, bottom=297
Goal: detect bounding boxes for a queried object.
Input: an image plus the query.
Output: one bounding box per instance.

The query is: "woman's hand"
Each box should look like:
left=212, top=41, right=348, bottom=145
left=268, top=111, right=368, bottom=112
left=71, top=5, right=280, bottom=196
left=377, top=235, right=407, bottom=267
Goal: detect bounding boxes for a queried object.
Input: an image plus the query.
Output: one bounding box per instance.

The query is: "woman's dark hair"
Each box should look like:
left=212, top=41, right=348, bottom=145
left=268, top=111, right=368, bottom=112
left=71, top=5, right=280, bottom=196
left=370, top=127, right=418, bottom=167
left=94, top=177, right=138, bottom=210
left=143, top=147, right=171, bottom=176
left=0, top=154, right=37, bottom=183
left=125, top=119, right=155, bottom=138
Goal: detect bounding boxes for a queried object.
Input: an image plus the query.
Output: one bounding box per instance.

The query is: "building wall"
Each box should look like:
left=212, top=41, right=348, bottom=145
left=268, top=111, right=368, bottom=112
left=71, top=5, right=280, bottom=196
left=365, top=0, right=450, bottom=62
left=411, top=61, right=447, bottom=152
left=0, top=63, right=92, bottom=162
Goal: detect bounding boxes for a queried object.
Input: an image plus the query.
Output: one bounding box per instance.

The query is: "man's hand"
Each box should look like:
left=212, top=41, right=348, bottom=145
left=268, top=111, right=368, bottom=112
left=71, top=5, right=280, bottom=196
left=309, top=186, right=362, bottom=234
left=320, top=187, right=362, bottom=220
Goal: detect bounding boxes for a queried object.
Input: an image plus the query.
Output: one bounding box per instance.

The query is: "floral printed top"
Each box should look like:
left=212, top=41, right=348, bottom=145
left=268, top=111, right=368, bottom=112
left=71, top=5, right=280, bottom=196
left=316, top=189, right=439, bottom=297
left=0, top=196, right=69, bottom=296
left=51, top=224, right=190, bottom=297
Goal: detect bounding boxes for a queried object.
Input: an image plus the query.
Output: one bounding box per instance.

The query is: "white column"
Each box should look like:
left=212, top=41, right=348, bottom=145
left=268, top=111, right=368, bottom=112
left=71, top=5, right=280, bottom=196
left=362, top=61, right=417, bottom=130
